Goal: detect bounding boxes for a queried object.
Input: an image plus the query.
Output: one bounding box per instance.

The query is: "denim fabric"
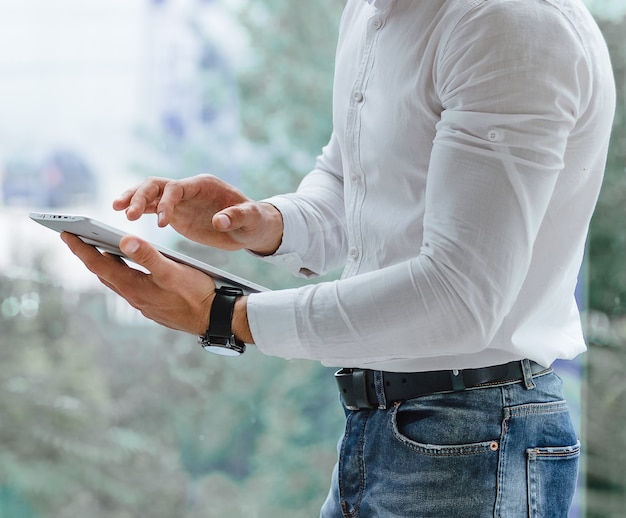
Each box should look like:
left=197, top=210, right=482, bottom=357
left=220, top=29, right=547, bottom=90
left=320, top=370, right=579, bottom=517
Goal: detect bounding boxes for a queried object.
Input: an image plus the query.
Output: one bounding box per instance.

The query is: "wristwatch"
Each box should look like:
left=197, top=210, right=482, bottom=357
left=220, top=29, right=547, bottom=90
left=198, top=286, right=246, bottom=356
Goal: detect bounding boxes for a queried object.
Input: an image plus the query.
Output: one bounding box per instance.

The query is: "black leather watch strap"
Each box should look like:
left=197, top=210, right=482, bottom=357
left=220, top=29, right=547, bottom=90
left=199, top=286, right=245, bottom=355
left=209, top=286, right=241, bottom=339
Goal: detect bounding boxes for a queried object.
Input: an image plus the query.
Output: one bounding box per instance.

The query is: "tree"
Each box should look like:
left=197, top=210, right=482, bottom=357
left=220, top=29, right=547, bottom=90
left=0, top=269, right=175, bottom=517
left=583, top=7, right=626, bottom=517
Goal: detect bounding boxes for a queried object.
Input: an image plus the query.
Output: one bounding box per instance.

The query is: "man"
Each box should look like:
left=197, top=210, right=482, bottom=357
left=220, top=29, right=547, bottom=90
left=63, top=0, right=615, bottom=515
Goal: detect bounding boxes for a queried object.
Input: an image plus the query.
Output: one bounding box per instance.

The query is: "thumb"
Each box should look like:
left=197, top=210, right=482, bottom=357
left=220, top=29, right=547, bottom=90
left=120, top=235, right=169, bottom=276
left=213, top=202, right=258, bottom=232
left=213, top=212, right=232, bottom=231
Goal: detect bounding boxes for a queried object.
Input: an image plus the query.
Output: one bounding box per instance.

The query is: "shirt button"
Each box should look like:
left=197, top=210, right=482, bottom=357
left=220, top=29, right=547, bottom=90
left=351, top=173, right=360, bottom=183
left=487, top=129, right=501, bottom=142
left=373, top=19, right=382, bottom=30
left=352, top=90, right=364, bottom=102
left=349, top=247, right=360, bottom=259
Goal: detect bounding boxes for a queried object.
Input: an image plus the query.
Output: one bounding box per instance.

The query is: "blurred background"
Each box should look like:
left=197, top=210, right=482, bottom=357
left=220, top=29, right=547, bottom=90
left=0, top=0, right=624, bottom=516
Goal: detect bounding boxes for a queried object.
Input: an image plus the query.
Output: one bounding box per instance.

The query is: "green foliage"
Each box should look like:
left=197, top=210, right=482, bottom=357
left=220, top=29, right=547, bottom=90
left=0, top=486, right=38, bottom=518
left=583, top=13, right=626, bottom=518
left=585, top=0, right=626, bottom=21
left=588, top=17, right=626, bottom=316
left=0, top=265, right=344, bottom=516
left=581, top=312, right=626, bottom=518
left=232, top=0, right=346, bottom=198
left=0, top=272, right=169, bottom=516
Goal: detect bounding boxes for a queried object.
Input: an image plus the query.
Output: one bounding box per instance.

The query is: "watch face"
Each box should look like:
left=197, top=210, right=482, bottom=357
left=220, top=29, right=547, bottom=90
left=201, top=344, right=244, bottom=356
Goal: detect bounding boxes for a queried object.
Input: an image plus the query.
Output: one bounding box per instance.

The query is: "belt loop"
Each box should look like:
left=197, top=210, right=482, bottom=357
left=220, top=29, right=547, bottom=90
left=373, top=371, right=387, bottom=409
left=521, top=359, right=536, bottom=390
left=451, top=369, right=466, bottom=391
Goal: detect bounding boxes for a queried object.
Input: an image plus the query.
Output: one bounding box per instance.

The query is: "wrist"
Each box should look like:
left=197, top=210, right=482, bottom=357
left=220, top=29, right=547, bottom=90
left=248, top=202, right=283, bottom=256
left=198, top=287, right=247, bottom=355
left=233, top=295, right=253, bottom=344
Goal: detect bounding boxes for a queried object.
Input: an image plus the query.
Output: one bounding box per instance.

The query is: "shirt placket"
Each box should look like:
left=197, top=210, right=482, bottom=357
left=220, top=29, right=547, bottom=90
left=342, top=10, right=386, bottom=279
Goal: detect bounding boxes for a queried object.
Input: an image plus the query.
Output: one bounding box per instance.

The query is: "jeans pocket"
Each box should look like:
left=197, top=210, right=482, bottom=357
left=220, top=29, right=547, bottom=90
left=391, top=398, right=501, bottom=455
left=387, top=397, right=502, bottom=516
left=527, top=441, right=580, bottom=518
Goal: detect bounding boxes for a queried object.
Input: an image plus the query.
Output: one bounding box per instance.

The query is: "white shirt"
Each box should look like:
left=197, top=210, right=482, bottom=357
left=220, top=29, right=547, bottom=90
left=246, top=0, right=615, bottom=372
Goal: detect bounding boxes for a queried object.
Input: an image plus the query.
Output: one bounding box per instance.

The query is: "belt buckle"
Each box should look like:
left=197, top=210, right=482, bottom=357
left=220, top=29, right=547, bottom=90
left=335, top=368, right=374, bottom=410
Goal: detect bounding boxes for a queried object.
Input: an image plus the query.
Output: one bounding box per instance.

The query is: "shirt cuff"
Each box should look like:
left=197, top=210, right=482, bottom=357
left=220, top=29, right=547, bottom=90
left=246, top=194, right=318, bottom=278
left=247, top=289, right=307, bottom=360
left=245, top=249, right=309, bottom=277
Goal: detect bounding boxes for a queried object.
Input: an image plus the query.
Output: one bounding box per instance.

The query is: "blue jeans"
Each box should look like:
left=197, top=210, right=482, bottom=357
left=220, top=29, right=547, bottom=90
left=320, top=369, right=579, bottom=517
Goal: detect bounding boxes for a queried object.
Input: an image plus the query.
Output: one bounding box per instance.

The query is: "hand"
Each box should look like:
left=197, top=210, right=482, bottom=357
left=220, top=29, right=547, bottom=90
left=61, top=232, right=216, bottom=335
left=113, top=174, right=283, bottom=255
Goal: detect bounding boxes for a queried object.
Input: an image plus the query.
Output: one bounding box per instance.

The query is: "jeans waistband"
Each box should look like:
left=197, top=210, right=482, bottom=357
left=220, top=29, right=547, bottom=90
left=334, top=360, right=551, bottom=410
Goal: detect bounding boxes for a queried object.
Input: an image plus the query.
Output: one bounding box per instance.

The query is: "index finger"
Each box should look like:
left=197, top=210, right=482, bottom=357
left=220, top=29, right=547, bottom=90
left=153, top=180, right=187, bottom=227
left=60, top=232, right=130, bottom=279
left=113, top=177, right=169, bottom=221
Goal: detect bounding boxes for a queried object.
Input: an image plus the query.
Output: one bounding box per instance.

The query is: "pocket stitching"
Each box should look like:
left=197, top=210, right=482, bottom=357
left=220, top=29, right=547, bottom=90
left=391, top=402, right=500, bottom=456
left=527, top=441, right=581, bottom=460
left=505, top=400, right=569, bottom=419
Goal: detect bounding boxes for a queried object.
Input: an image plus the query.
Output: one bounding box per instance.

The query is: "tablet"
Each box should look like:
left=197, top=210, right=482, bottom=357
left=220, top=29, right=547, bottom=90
left=29, top=212, right=268, bottom=294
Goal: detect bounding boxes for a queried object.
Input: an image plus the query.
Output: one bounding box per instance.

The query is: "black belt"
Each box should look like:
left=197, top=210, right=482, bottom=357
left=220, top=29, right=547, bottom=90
left=335, top=360, right=551, bottom=410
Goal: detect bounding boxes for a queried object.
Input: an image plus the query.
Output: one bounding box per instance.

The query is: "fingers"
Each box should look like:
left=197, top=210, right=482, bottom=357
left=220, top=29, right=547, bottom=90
left=114, top=175, right=216, bottom=226
left=61, top=232, right=160, bottom=283
left=118, top=235, right=216, bottom=333
left=119, top=235, right=172, bottom=279
left=112, top=189, right=134, bottom=211
left=112, top=177, right=169, bottom=221
left=155, top=180, right=187, bottom=227
left=61, top=232, right=216, bottom=334
left=113, top=174, right=248, bottom=227
left=211, top=201, right=284, bottom=255
left=111, top=174, right=267, bottom=251
left=156, top=174, right=228, bottom=225
left=61, top=232, right=122, bottom=277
